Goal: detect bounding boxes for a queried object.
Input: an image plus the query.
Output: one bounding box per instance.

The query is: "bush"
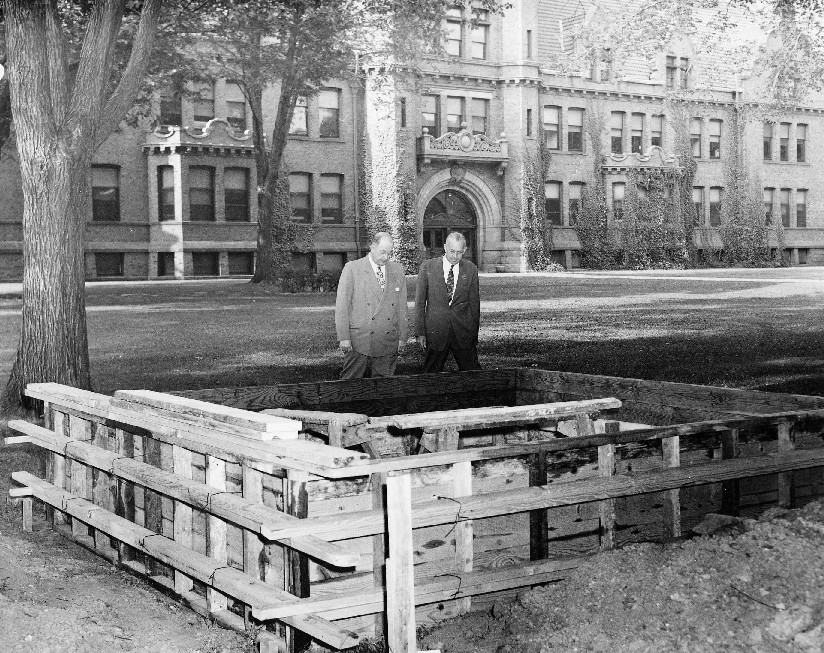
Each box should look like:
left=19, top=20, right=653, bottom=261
left=277, top=269, right=341, bottom=293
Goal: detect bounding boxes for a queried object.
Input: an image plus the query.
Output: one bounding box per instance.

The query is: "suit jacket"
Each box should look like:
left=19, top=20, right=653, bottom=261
left=335, top=255, right=408, bottom=357
left=414, top=257, right=480, bottom=352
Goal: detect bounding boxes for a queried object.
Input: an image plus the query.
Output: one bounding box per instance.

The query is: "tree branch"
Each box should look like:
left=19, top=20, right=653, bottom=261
left=44, top=0, right=70, bottom=126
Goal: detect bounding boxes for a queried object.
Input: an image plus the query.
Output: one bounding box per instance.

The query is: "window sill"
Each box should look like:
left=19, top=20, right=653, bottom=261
left=287, top=135, right=347, bottom=143
left=548, top=149, right=587, bottom=156
left=764, top=160, right=811, bottom=166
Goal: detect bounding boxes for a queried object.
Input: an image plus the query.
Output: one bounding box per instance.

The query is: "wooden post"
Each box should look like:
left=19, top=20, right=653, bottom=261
left=327, top=420, right=344, bottom=448
left=22, top=496, right=33, bottom=532
left=371, top=471, right=387, bottom=640
left=528, top=449, right=548, bottom=561
left=92, top=424, right=113, bottom=551
left=777, top=421, right=796, bottom=509
left=721, top=428, right=740, bottom=516
left=284, top=469, right=311, bottom=653
left=593, top=420, right=617, bottom=551
left=661, top=435, right=681, bottom=540
left=453, top=460, right=473, bottom=615
left=47, top=407, right=66, bottom=526
left=242, top=464, right=265, bottom=581
left=173, top=445, right=194, bottom=595
left=133, top=435, right=145, bottom=528
left=206, top=455, right=229, bottom=614
left=114, top=428, right=136, bottom=565
left=69, top=415, right=92, bottom=540
left=386, top=471, right=416, bottom=653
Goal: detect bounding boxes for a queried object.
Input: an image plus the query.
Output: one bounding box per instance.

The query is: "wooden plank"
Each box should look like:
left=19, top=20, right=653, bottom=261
left=242, top=464, right=266, bottom=581
left=69, top=415, right=92, bottom=539
left=777, top=421, right=796, bottom=508
left=370, top=470, right=386, bottom=639
left=662, top=433, right=681, bottom=539
left=50, top=410, right=67, bottom=526
left=113, top=389, right=302, bottom=436
left=173, top=445, right=195, bottom=595
left=595, top=420, right=616, bottom=551
left=371, top=399, right=621, bottom=432
left=22, top=497, right=33, bottom=532
left=453, top=460, right=473, bottom=615
left=8, top=420, right=357, bottom=567
left=206, top=455, right=229, bottom=614
left=264, top=448, right=824, bottom=541
left=721, top=429, right=740, bottom=516
left=261, top=409, right=368, bottom=432
left=386, top=472, right=416, bottom=653
left=528, top=449, right=548, bottom=561
left=11, top=471, right=359, bottom=650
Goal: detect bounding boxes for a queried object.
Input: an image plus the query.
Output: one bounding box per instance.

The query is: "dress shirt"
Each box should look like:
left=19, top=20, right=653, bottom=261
left=442, top=256, right=459, bottom=302
left=368, top=255, right=386, bottom=286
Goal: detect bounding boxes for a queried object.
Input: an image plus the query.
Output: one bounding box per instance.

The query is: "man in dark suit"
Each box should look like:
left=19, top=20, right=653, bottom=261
left=335, top=232, right=408, bottom=379
left=414, top=231, right=481, bottom=373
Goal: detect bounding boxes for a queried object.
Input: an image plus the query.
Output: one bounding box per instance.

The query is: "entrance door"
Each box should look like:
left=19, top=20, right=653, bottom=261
left=423, top=190, right=477, bottom=263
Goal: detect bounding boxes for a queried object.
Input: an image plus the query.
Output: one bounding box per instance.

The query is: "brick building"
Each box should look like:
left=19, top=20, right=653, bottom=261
left=1, top=0, right=822, bottom=281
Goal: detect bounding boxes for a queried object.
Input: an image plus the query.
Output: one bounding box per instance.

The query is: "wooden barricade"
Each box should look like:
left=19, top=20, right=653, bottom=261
left=7, top=375, right=824, bottom=653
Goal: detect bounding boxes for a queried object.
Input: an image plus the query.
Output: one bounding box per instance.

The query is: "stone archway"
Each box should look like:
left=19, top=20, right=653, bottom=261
left=423, top=190, right=478, bottom=263
left=417, top=168, right=502, bottom=268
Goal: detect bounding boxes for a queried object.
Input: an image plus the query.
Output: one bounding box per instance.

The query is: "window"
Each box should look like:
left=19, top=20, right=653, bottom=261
left=763, top=123, right=773, bottom=160
left=599, top=49, right=612, bottom=81
left=95, top=253, right=124, bottom=277
left=544, top=106, right=560, bottom=150
left=526, top=108, right=533, bottom=137
left=780, top=189, right=791, bottom=227
left=692, top=187, right=704, bottom=225
left=444, top=7, right=462, bottom=57
left=709, top=119, right=722, bottom=159
left=665, top=56, right=677, bottom=88
left=797, top=124, right=807, bottom=162
left=679, top=58, right=689, bottom=89
left=631, top=113, right=644, bottom=154
left=612, top=182, right=625, bottom=220
left=224, top=168, right=250, bottom=222
left=797, top=189, right=807, bottom=227
left=568, top=108, right=584, bottom=152
left=470, top=9, right=489, bottom=60
left=192, top=252, right=219, bottom=277
left=189, top=167, right=215, bottom=221
left=569, top=183, right=584, bottom=225
left=471, top=98, right=488, bottom=134
left=421, top=95, right=440, bottom=137
left=320, top=253, right=346, bottom=273
left=691, top=118, right=702, bottom=158
left=193, top=83, right=214, bottom=123
left=157, top=252, right=175, bottom=277
left=651, top=115, right=663, bottom=148
left=545, top=182, right=562, bottom=226
left=289, top=172, right=311, bottom=223
left=228, top=252, right=255, bottom=276
left=320, top=174, right=343, bottom=223
left=446, top=96, right=465, bottom=132
left=225, top=82, right=246, bottom=131
left=763, top=188, right=774, bottom=224
left=400, top=98, right=407, bottom=128
left=319, top=89, right=340, bottom=138
left=526, top=30, right=533, bottom=59
left=291, top=252, right=315, bottom=272
left=160, top=91, right=181, bottom=126
left=709, top=187, right=722, bottom=226
left=780, top=123, right=790, bottom=161
left=157, top=166, right=175, bottom=222
left=289, top=96, right=308, bottom=136
left=91, top=165, right=120, bottom=222
left=798, top=248, right=808, bottom=264
left=610, top=112, right=624, bottom=154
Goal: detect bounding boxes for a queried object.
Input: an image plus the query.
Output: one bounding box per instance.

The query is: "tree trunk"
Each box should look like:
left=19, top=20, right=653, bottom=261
left=0, top=53, right=11, bottom=157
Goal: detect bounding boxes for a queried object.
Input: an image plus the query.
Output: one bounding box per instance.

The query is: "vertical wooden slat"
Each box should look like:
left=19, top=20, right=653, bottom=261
left=662, top=434, right=681, bottom=540
left=721, top=428, right=740, bottom=516
left=51, top=410, right=67, bottom=527
left=327, top=420, right=344, bottom=448
left=242, top=464, right=265, bottom=581
left=206, top=455, right=229, bottom=614
left=69, top=415, right=91, bottom=539
left=284, top=469, right=311, bottom=653
left=115, top=428, right=135, bottom=564
left=777, top=421, right=796, bottom=508
left=143, top=435, right=164, bottom=576
left=597, top=419, right=616, bottom=551
left=133, top=435, right=145, bottom=527
left=43, top=403, right=55, bottom=524
left=386, top=471, right=416, bottom=653
left=92, top=424, right=114, bottom=550
left=160, top=442, right=175, bottom=539
left=528, top=448, right=548, bottom=561
left=173, top=444, right=194, bottom=595
left=453, top=460, right=473, bottom=615
left=371, top=470, right=387, bottom=640
left=22, top=497, right=33, bottom=532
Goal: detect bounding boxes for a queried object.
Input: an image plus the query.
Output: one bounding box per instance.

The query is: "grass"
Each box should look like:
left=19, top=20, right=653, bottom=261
left=0, top=269, right=823, bottom=397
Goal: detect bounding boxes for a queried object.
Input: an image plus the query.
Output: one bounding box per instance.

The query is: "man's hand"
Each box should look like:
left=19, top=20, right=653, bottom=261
left=417, top=335, right=426, bottom=349
left=339, top=340, right=352, bottom=353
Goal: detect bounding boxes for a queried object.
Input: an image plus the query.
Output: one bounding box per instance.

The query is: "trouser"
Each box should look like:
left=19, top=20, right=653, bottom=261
left=339, top=349, right=398, bottom=379
left=423, top=325, right=480, bottom=373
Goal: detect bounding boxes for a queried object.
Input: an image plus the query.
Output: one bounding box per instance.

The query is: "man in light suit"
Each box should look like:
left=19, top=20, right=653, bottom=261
left=414, top=231, right=481, bottom=373
left=335, top=232, right=408, bottom=379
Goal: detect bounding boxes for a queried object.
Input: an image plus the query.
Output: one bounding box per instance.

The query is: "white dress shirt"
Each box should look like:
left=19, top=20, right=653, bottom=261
left=442, top=256, right=459, bottom=303
left=368, top=254, right=385, bottom=286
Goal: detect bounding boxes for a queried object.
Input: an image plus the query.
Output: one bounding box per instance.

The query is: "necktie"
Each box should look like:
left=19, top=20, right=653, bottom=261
left=446, top=264, right=455, bottom=303
left=376, top=265, right=385, bottom=291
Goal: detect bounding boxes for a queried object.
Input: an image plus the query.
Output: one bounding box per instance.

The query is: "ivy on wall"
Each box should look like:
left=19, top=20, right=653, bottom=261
left=518, top=126, right=554, bottom=271
left=270, top=169, right=315, bottom=276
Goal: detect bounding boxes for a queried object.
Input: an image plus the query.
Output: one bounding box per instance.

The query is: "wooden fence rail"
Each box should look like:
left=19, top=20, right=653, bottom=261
left=7, top=380, right=824, bottom=653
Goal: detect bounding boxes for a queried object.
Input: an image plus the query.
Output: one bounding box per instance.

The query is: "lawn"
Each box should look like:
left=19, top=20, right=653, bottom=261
left=1, top=268, right=823, bottom=397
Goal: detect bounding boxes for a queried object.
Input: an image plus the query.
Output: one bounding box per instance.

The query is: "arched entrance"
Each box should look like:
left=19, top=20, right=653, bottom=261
left=423, top=190, right=478, bottom=263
